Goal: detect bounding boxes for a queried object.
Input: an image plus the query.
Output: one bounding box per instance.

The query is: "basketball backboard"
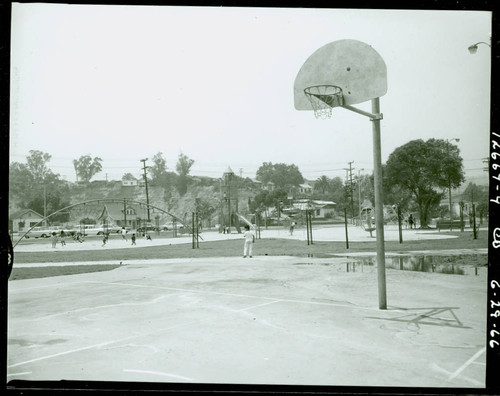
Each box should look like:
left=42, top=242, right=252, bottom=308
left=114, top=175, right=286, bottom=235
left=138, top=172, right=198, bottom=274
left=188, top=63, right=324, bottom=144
left=294, top=39, right=387, bottom=109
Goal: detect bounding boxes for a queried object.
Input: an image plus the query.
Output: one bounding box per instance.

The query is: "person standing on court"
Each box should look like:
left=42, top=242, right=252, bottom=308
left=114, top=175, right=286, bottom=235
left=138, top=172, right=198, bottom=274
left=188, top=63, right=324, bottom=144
left=51, top=232, right=58, bottom=248
left=243, top=224, right=255, bottom=258
left=290, top=221, right=296, bottom=235
left=121, top=226, right=128, bottom=241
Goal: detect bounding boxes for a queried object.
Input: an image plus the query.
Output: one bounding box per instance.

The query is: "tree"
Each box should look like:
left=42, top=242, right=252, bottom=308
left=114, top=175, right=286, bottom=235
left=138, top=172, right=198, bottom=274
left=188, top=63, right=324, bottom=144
left=26, top=150, right=52, bottom=182
left=150, top=152, right=168, bottom=186
left=315, top=175, right=330, bottom=194
left=73, top=155, right=103, bottom=183
left=122, top=173, right=137, bottom=181
left=384, top=139, right=465, bottom=228
left=256, top=162, right=304, bottom=189
left=9, top=162, right=35, bottom=203
left=176, top=152, right=194, bottom=196
left=27, top=192, right=71, bottom=223
left=462, top=182, right=488, bottom=224
left=195, top=198, right=216, bottom=227
left=10, top=152, right=68, bottom=214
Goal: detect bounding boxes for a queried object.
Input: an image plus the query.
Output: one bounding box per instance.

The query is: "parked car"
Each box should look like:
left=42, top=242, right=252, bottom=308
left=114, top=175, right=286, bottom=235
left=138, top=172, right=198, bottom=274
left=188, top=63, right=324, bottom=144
left=159, top=222, right=179, bottom=231
left=137, top=224, right=158, bottom=233
left=25, top=226, right=54, bottom=239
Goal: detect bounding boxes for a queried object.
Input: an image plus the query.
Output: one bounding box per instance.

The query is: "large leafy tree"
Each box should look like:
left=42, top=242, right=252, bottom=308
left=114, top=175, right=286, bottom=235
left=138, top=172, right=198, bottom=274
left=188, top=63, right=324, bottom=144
left=26, top=150, right=52, bottom=181
left=248, top=188, right=288, bottom=213
left=73, top=155, right=103, bottom=183
left=150, top=152, right=168, bottom=185
left=176, top=152, right=194, bottom=196
left=26, top=192, right=70, bottom=223
left=10, top=151, right=69, bottom=220
left=384, top=139, right=465, bottom=228
left=256, top=162, right=304, bottom=189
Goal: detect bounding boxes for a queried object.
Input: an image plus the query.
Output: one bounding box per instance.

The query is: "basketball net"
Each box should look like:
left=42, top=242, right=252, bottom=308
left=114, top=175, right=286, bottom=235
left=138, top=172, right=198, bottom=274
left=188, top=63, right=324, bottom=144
left=304, top=85, right=344, bottom=119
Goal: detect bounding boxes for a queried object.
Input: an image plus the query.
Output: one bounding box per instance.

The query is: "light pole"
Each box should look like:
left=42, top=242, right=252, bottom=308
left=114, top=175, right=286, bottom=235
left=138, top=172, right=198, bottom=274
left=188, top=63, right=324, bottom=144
left=446, top=138, right=460, bottom=231
left=468, top=41, right=491, bottom=54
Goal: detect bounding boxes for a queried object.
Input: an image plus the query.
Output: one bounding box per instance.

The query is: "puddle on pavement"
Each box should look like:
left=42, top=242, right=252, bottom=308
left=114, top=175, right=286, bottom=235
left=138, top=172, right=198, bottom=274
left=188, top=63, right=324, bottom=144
left=293, top=254, right=485, bottom=276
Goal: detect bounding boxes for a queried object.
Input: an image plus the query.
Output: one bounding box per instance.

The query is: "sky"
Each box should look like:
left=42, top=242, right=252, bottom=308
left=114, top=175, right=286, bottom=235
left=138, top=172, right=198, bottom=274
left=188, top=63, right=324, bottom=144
left=10, top=4, right=492, bottom=187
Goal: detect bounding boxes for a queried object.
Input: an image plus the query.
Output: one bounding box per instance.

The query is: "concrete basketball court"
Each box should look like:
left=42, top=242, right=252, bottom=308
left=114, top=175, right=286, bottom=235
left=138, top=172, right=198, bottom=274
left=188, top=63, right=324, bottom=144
left=7, top=251, right=487, bottom=388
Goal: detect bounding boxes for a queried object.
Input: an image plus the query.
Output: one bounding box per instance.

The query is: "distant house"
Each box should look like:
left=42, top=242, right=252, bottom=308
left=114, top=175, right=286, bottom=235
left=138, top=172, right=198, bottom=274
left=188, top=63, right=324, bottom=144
left=9, top=209, right=44, bottom=233
left=298, top=183, right=313, bottom=194
left=73, top=202, right=163, bottom=229
left=291, top=199, right=336, bottom=218
left=122, top=179, right=139, bottom=187
left=313, top=200, right=337, bottom=218
left=122, top=175, right=145, bottom=187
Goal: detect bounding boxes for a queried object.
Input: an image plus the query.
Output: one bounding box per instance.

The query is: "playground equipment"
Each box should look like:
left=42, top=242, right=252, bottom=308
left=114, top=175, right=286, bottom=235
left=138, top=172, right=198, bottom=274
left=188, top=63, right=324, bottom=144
left=294, top=39, right=388, bottom=309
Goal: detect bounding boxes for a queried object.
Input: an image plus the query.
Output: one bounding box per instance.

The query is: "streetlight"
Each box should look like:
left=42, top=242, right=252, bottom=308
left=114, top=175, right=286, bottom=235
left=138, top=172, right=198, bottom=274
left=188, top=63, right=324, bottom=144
left=468, top=41, right=491, bottom=54
left=446, top=138, right=460, bottom=231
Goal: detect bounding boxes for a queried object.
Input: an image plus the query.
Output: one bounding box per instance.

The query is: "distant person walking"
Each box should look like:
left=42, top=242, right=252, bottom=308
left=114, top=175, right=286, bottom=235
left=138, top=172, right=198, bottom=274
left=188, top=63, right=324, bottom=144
left=408, top=214, right=414, bottom=229
left=289, top=221, right=296, bottom=236
left=102, top=232, right=109, bottom=247
left=121, top=227, right=128, bottom=241
left=131, top=233, right=136, bottom=245
left=243, top=225, right=255, bottom=258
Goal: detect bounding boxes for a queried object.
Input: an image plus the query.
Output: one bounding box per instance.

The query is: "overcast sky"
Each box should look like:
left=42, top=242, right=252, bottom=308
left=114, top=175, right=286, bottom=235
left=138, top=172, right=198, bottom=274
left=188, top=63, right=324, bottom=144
left=10, top=4, right=491, bottom=186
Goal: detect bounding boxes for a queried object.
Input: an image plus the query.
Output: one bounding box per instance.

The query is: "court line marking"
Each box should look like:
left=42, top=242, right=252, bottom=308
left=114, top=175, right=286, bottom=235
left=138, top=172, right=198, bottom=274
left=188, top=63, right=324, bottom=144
left=431, top=363, right=483, bottom=387
left=448, top=347, right=486, bottom=382
left=81, top=280, right=384, bottom=312
left=26, top=293, right=179, bottom=321
left=123, top=369, right=193, bottom=381
left=7, top=317, right=215, bottom=369
left=7, top=371, right=32, bottom=377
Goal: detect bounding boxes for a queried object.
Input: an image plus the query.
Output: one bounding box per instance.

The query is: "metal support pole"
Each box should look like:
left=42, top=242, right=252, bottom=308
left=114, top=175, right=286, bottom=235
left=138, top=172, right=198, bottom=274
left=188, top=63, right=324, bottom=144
left=397, top=206, right=403, bottom=244
left=344, top=207, right=349, bottom=249
left=309, top=210, right=313, bottom=245
left=192, top=212, right=195, bottom=249
left=196, top=212, right=199, bottom=248
left=43, top=184, right=47, bottom=227
left=123, top=198, right=127, bottom=228
left=460, top=203, right=464, bottom=232
left=472, top=204, right=477, bottom=239
left=371, top=98, right=387, bottom=310
left=448, top=181, right=453, bottom=231
left=306, top=209, right=310, bottom=245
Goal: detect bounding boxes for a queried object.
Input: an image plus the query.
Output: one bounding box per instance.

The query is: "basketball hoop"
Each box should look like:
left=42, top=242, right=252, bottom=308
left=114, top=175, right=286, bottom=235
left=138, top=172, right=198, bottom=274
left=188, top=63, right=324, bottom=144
left=304, top=85, right=344, bottom=119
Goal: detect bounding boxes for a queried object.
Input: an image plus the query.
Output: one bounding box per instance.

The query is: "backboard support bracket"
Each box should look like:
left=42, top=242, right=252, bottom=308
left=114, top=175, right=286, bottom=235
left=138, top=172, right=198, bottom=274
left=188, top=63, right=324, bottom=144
left=342, top=103, right=383, bottom=121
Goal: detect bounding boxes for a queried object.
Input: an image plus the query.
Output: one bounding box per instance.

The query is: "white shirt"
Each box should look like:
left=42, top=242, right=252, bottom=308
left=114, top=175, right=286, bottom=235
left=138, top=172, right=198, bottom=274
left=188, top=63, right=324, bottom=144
left=243, top=230, right=254, bottom=242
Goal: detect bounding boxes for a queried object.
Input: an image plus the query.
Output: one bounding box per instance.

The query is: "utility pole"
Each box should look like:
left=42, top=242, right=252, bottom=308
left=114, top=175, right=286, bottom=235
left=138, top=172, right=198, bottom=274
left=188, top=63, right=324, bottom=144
left=140, top=158, right=151, bottom=223
left=344, top=161, right=355, bottom=221
left=357, top=168, right=364, bottom=222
